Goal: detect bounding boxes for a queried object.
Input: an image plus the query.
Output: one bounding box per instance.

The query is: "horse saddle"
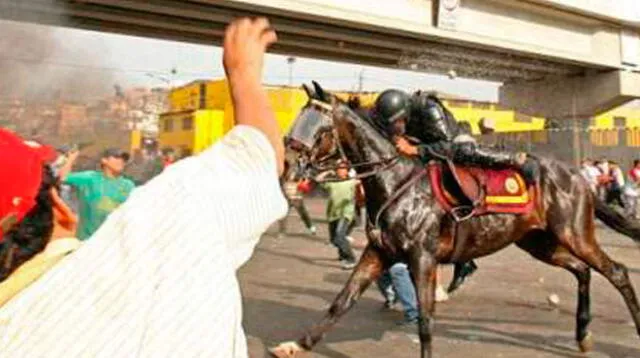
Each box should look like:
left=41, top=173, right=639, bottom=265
left=427, top=161, right=534, bottom=220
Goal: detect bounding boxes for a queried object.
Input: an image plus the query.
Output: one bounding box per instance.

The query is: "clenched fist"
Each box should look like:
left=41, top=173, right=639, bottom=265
left=223, top=17, right=278, bottom=83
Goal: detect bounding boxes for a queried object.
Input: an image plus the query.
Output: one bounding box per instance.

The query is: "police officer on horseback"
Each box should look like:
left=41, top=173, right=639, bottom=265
left=372, top=89, right=538, bottom=293
left=373, top=89, right=534, bottom=181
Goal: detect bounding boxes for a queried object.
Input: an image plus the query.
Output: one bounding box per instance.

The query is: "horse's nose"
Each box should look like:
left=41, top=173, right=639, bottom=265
left=287, top=139, right=305, bottom=152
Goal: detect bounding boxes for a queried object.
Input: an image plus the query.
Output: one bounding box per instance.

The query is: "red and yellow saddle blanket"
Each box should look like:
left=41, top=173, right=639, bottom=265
left=428, top=162, right=535, bottom=215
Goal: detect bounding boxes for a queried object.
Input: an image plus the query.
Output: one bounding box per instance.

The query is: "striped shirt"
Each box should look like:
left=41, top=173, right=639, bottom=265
left=0, top=125, right=288, bottom=357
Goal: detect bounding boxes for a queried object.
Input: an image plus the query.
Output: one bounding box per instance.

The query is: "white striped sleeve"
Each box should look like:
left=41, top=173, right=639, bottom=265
left=184, top=125, right=288, bottom=268
left=0, top=124, right=288, bottom=358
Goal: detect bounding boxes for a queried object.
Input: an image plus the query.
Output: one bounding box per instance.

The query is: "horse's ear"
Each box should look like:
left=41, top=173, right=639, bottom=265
left=312, top=81, right=328, bottom=102
left=302, top=83, right=315, bottom=100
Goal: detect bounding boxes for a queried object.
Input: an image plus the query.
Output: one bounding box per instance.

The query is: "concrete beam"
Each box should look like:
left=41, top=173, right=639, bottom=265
left=520, top=0, right=640, bottom=28
left=222, top=0, right=630, bottom=69
left=0, top=0, right=587, bottom=83
left=499, top=70, right=640, bottom=118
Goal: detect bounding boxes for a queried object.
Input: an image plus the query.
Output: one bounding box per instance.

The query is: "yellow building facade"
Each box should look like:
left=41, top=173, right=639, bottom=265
left=588, top=106, right=640, bottom=147
left=158, top=78, right=640, bottom=155
left=159, top=80, right=309, bottom=154
left=440, top=99, right=545, bottom=134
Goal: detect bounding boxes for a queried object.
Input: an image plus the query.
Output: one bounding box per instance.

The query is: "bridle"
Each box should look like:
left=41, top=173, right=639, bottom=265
left=303, top=99, right=399, bottom=183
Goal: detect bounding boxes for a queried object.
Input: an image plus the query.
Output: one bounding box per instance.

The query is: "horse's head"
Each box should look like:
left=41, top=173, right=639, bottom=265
left=287, top=81, right=351, bottom=171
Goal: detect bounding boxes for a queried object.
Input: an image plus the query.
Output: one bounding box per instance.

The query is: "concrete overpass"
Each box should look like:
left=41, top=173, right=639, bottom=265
left=1, top=0, right=639, bottom=118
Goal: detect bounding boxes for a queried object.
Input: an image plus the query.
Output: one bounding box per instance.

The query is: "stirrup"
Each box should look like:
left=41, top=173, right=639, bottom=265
left=450, top=206, right=475, bottom=222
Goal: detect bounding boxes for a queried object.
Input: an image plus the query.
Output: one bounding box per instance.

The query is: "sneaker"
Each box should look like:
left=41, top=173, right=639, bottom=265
left=382, top=300, right=403, bottom=312
left=340, top=260, right=356, bottom=270
left=382, top=298, right=397, bottom=310
left=309, top=226, right=317, bottom=235
left=396, top=318, right=418, bottom=327
left=395, top=318, right=419, bottom=333
left=435, top=285, right=449, bottom=302
left=447, top=261, right=478, bottom=294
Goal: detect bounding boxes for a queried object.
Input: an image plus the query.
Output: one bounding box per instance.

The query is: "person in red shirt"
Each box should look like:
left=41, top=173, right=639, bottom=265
left=629, top=159, right=640, bottom=184
left=278, top=159, right=317, bottom=237
left=0, top=129, right=77, bottom=281
left=626, top=159, right=640, bottom=219
left=162, top=148, right=177, bottom=168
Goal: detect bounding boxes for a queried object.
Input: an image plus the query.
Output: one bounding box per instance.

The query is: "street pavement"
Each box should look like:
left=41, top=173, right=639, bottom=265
left=242, top=198, right=640, bottom=358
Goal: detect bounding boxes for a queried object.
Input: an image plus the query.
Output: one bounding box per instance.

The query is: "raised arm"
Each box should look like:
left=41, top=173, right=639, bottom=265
left=57, top=149, right=80, bottom=182
left=223, top=18, right=284, bottom=175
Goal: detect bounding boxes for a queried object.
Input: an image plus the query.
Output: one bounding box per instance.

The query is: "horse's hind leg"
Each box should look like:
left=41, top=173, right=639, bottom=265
left=269, top=245, right=384, bottom=358
left=516, top=232, right=593, bottom=351
left=561, top=231, right=640, bottom=339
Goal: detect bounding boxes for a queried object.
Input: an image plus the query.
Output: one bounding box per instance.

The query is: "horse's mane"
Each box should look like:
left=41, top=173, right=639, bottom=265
left=332, top=95, right=392, bottom=142
left=303, top=81, right=394, bottom=146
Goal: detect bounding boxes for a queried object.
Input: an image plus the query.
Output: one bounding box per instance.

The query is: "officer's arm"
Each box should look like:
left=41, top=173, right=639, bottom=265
left=416, top=141, right=451, bottom=164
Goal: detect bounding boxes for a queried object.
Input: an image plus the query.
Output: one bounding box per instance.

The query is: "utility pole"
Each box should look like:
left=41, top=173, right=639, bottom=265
left=287, top=57, right=296, bottom=87
left=357, top=68, right=365, bottom=92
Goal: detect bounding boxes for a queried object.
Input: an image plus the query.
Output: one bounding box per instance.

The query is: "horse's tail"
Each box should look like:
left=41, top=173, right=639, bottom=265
left=594, top=197, right=640, bottom=243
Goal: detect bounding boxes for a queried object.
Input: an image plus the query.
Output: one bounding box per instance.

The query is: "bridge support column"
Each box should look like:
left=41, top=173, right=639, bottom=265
left=499, top=70, right=640, bottom=119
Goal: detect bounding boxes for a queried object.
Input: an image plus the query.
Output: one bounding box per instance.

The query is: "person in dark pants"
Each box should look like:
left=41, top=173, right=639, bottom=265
left=317, top=160, right=359, bottom=269
left=606, top=161, right=626, bottom=208
left=279, top=160, right=317, bottom=236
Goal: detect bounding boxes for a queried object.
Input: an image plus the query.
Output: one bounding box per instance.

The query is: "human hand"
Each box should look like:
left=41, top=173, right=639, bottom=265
left=66, top=148, right=80, bottom=163
left=395, top=137, right=418, bottom=156
left=223, top=17, right=277, bottom=84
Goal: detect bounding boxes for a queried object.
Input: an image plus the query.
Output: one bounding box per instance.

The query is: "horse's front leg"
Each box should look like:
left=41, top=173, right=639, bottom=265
left=409, top=249, right=438, bottom=358
left=269, top=244, right=384, bottom=357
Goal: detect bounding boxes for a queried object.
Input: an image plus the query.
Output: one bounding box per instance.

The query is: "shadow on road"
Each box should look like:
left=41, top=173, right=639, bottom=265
left=245, top=282, right=640, bottom=358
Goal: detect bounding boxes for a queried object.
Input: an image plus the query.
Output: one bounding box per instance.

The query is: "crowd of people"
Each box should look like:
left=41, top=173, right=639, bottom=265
left=4, top=14, right=640, bottom=358
left=0, top=17, right=291, bottom=357
left=580, top=157, right=640, bottom=218
left=0, top=17, right=423, bottom=356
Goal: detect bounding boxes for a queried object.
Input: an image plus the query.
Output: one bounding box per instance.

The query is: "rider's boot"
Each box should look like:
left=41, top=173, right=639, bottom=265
left=447, top=260, right=478, bottom=294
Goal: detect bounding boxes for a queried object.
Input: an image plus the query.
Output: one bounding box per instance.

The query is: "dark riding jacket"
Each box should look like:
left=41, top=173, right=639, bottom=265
left=406, top=93, right=518, bottom=170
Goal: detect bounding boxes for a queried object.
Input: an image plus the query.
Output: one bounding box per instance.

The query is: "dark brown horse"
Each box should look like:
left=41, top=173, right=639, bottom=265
left=270, top=82, right=640, bottom=358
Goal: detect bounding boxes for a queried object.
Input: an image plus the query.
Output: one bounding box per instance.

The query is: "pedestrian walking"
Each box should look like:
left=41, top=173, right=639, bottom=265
left=317, top=160, right=359, bottom=269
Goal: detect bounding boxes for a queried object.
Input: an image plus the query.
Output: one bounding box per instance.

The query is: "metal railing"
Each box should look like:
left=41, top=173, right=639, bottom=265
left=477, top=127, right=640, bottom=167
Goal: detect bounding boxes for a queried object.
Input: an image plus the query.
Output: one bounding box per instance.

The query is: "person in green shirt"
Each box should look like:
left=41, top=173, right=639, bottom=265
left=318, top=160, right=363, bottom=269
left=58, top=148, right=135, bottom=240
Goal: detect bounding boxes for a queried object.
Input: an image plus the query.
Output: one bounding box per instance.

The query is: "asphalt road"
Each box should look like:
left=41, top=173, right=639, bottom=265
left=241, top=198, right=640, bottom=358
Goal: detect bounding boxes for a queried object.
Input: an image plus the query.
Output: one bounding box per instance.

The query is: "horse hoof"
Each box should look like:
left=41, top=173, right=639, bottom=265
left=578, top=332, right=593, bottom=353
left=269, top=341, right=304, bottom=358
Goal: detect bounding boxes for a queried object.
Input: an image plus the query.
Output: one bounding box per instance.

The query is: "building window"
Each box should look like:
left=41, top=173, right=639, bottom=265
left=614, top=116, right=626, bottom=129
left=182, top=117, right=193, bottom=130
left=164, top=118, right=173, bottom=132
left=199, top=83, right=207, bottom=109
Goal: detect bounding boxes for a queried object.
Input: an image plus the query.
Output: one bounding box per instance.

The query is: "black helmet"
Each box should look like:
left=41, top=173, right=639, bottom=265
left=374, top=89, right=411, bottom=126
